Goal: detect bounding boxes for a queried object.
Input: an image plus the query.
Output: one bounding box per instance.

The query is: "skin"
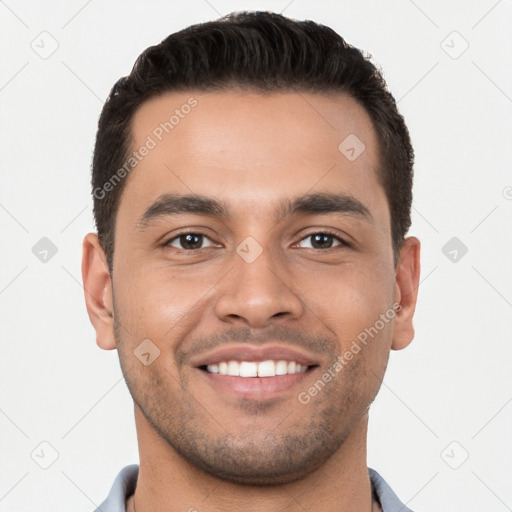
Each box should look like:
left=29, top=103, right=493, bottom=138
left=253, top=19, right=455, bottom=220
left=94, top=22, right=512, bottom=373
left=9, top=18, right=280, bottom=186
left=82, top=90, right=420, bottom=512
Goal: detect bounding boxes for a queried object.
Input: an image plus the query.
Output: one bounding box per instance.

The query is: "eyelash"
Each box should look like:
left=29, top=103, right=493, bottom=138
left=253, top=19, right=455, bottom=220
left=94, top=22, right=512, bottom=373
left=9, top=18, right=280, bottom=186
left=298, top=229, right=350, bottom=249
left=163, top=229, right=350, bottom=251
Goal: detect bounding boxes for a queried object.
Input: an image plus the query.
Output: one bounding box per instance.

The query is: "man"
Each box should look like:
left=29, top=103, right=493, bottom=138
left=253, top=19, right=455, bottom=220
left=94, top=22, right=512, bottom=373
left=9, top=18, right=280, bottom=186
left=82, top=10, right=420, bottom=512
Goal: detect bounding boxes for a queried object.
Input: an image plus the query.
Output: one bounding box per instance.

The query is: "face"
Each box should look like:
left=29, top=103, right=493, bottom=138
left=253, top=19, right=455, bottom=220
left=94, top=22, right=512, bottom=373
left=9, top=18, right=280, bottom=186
left=84, top=89, right=420, bottom=485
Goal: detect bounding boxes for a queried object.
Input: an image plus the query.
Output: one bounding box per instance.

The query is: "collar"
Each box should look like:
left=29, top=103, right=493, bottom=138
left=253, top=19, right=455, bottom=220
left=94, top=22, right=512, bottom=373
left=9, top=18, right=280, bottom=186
left=95, top=465, right=414, bottom=512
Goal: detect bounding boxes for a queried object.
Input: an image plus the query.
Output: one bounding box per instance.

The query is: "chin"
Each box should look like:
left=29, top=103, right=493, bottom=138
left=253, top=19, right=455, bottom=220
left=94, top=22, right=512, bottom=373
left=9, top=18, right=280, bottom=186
left=169, top=433, right=341, bottom=487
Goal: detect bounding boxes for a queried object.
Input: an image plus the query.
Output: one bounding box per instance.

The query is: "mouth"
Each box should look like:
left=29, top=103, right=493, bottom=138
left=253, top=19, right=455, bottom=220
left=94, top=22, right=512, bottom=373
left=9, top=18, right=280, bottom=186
left=192, top=345, right=321, bottom=400
left=201, top=359, right=310, bottom=377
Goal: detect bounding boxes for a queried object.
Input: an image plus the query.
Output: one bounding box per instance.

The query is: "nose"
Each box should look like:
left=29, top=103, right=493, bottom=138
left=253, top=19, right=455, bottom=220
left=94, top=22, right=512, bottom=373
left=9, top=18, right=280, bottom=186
left=214, top=243, right=304, bottom=329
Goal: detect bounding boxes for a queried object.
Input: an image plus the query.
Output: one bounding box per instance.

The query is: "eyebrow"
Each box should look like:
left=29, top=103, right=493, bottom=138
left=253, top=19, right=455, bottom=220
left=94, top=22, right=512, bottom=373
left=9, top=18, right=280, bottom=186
left=136, top=191, right=372, bottom=229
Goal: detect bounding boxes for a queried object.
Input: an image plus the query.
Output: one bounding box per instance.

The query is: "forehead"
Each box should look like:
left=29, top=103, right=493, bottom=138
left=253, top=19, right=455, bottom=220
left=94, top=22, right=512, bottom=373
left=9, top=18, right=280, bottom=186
left=121, top=89, right=385, bottom=221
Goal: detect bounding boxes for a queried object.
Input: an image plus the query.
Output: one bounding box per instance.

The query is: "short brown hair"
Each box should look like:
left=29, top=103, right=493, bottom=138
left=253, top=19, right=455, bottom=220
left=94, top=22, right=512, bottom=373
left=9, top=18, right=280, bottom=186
left=92, top=10, right=414, bottom=271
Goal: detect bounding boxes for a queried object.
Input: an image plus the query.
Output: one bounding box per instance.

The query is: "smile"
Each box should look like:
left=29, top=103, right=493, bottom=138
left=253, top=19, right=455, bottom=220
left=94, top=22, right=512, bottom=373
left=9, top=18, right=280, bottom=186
left=205, top=360, right=308, bottom=377
left=192, top=344, right=320, bottom=399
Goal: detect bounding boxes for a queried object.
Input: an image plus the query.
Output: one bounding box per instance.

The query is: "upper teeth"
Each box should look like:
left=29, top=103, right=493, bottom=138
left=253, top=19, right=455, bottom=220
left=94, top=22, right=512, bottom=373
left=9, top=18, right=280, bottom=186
left=206, top=360, right=308, bottom=377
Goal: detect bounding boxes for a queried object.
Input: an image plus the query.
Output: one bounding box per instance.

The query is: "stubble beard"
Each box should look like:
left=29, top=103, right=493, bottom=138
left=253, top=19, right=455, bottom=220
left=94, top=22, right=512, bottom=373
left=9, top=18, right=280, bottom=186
left=113, top=315, right=380, bottom=486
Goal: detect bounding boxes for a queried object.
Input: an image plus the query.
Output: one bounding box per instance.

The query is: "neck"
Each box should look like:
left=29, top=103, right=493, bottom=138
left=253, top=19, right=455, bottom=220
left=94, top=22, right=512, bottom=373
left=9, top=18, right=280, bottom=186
left=130, top=406, right=373, bottom=512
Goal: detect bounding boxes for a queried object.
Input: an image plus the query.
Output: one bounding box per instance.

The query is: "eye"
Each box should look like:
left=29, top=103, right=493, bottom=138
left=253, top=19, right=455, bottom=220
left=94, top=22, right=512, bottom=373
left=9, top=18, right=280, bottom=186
left=166, top=232, right=215, bottom=250
left=297, top=232, right=346, bottom=250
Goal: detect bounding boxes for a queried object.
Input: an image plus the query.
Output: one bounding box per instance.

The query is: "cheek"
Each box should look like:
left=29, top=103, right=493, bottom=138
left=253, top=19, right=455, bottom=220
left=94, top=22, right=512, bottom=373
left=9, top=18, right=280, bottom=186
left=112, top=261, right=221, bottom=345
left=300, top=261, right=395, bottom=355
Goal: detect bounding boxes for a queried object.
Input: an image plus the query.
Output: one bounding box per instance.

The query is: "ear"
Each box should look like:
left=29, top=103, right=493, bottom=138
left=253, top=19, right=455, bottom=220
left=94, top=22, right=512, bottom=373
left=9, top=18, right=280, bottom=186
left=81, top=233, right=116, bottom=350
left=391, top=236, right=421, bottom=350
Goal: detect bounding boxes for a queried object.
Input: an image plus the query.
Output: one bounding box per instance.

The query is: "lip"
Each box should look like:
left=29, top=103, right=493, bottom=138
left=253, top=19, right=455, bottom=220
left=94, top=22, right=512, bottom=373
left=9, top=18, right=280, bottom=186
left=198, top=369, right=316, bottom=400
left=190, top=344, right=321, bottom=401
left=190, top=344, right=321, bottom=368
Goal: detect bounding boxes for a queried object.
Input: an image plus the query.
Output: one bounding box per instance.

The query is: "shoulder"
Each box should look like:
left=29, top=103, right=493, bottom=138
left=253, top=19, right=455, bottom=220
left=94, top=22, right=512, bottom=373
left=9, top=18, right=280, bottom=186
left=94, top=464, right=139, bottom=512
left=369, top=467, right=415, bottom=512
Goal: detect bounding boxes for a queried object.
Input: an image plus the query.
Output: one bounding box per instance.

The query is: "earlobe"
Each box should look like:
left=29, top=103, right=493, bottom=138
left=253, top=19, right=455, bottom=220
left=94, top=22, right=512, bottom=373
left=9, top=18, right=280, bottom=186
left=391, top=236, right=421, bottom=351
left=81, top=233, right=116, bottom=350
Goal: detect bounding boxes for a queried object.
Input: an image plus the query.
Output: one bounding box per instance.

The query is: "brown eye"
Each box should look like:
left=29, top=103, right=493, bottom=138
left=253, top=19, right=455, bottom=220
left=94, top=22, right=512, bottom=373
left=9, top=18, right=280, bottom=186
left=298, top=233, right=344, bottom=249
left=167, top=233, right=213, bottom=250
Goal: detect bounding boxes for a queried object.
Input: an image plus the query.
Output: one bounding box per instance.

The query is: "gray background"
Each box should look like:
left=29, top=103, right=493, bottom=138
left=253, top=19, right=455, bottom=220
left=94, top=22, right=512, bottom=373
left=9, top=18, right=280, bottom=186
left=1, top=0, right=511, bottom=510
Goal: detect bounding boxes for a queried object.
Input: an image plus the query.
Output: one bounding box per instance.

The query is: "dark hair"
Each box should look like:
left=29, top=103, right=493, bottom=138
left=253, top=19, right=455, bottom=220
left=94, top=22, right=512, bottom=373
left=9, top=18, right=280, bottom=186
left=92, top=10, right=413, bottom=271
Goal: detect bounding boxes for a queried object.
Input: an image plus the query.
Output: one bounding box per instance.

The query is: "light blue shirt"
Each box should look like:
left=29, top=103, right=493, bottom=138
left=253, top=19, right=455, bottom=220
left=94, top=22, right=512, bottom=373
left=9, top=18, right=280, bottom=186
left=94, top=465, right=414, bottom=511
